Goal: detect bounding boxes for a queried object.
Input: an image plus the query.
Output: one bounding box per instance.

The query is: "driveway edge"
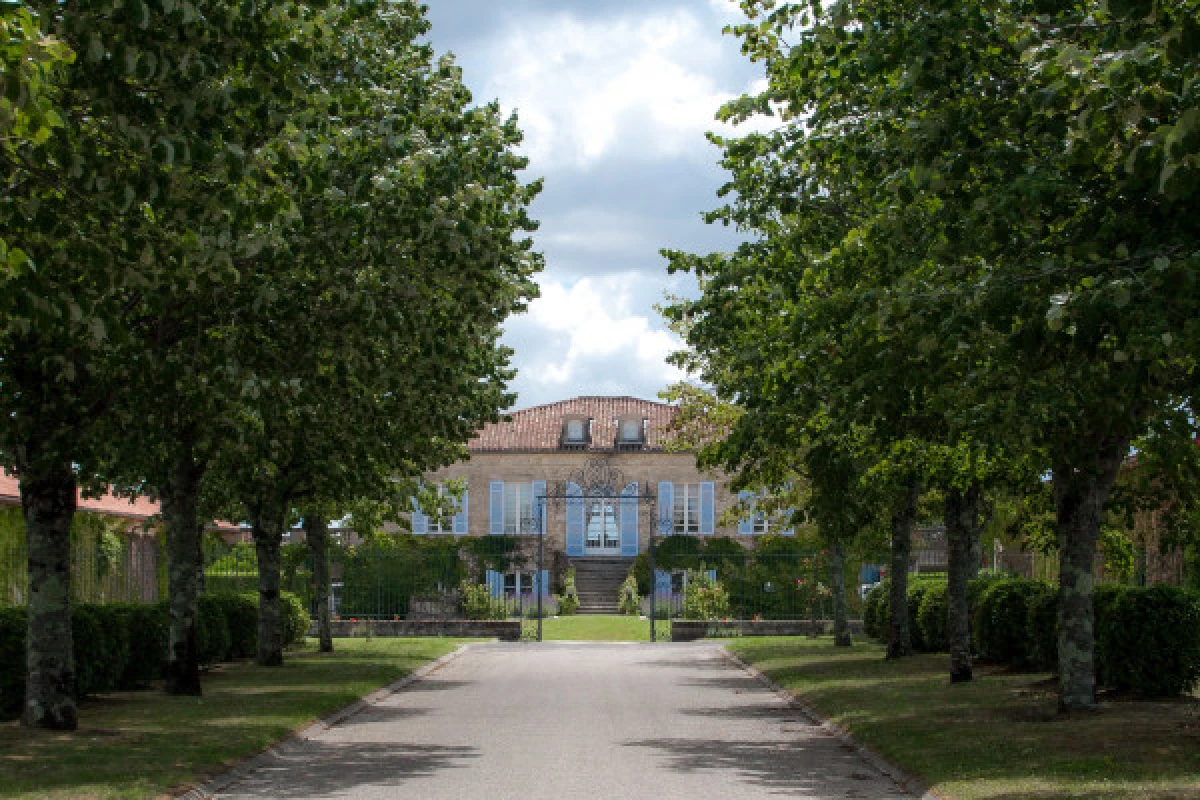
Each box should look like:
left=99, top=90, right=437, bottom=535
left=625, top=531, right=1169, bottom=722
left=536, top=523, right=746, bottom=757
left=175, top=642, right=474, bottom=799
left=719, top=645, right=944, bottom=800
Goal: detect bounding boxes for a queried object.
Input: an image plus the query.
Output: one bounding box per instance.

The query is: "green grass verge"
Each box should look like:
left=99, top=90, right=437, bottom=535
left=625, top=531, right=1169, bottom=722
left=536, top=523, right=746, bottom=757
left=0, top=637, right=463, bottom=800
left=727, top=636, right=1200, bottom=800
left=531, top=614, right=668, bottom=641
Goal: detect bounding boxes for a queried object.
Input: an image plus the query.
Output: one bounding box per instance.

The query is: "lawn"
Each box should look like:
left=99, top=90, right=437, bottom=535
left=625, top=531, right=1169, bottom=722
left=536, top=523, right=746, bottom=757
left=727, top=636, right=1200, bottom=800
left=530, top=614, right=668, bottom=641
left=0, top=637, right=463, bottom=800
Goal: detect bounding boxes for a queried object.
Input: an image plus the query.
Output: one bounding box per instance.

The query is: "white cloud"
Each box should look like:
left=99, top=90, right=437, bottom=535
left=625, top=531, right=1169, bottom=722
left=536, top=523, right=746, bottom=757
left=503, top=274, right=686, bottom=405
left=478, top=9, right=752, bottom=170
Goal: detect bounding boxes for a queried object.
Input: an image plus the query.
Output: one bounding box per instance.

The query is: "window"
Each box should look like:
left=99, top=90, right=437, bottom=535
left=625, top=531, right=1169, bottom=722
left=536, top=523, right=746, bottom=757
left=752, top=513, right=768, bottom=535
left=428, top=485, right=450, bottom=533
left=617, top=416, right=644, bottom=444
left=673, top=483, right=700, bottom=534
left=503, top=571, right=534, bottom=597
left=504, top=482, right=535, bottom=535
left=566, top=418, right=586, bottom=442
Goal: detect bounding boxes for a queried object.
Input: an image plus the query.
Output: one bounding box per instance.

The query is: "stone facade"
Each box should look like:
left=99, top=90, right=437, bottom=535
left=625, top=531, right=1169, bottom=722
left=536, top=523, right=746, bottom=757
left=413, top=397, right=779, bottom=559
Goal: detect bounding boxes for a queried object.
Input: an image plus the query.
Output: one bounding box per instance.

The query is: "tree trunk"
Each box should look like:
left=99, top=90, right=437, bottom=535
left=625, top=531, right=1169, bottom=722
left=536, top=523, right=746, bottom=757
left=162, top=444, right=206, bottom=696
left=19, top=457, right=78, bottom=730
left=303, top=514, right=333, bottom=653
left=1053, top=440, right=1126, bottom=712
left=252, top=509, right=286, bottom=667
left=945, top=483, right=981, bottom=683
left=829, top=541, right=851, bottom=647
left=887, top=480, right=919, bottom=659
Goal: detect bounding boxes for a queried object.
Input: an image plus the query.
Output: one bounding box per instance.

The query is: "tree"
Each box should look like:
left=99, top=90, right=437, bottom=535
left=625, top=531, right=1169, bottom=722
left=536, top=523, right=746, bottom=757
left=0, top=0, right=315, bottom=728
left=671, top=0, right=1198, bottom=710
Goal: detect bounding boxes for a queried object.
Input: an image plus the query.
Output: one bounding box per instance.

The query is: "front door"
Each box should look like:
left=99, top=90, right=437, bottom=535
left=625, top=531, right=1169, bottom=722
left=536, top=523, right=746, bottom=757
left=584, top=499, right=620, bottom=555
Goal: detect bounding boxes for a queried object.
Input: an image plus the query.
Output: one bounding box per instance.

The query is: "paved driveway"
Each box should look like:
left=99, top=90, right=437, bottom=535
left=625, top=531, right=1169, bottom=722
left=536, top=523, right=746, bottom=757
left=214, top=642, right=915, bottom=799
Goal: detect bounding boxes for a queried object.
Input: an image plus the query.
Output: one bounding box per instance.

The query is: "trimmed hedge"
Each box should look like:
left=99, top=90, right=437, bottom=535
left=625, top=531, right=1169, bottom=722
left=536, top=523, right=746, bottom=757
left=1, top=590, right=309, bottom=718
left=1095, top=585, right=1200, bottom=696
left=0, top=607, right=26, bottom=716
left=862, top=578, right=889, bottom=640
left=1025, top=585, right=1059, bottom=672
left=917, top=582, right=949, bottom=653
left=973, top=580, right=1048, bottom=666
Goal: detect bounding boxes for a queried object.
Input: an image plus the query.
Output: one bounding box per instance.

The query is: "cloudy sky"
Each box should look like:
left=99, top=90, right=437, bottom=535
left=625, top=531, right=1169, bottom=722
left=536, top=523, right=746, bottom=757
left=423, top=0, right=764, bottom=409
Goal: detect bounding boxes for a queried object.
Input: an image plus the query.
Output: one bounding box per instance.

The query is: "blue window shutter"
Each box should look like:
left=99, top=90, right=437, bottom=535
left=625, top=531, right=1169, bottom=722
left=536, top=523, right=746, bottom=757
left=540, top=569, right=550, bottom=597
left=782, top=507, right=796, bottom=537
left=619, top=482, right=639, bottom=556
left=737, top=490, right=754, bottom=535
left=657, top=481, right=674, bottom=535
left=705, top=568, right=717, bottom=584
left=532, top=480, right=547, bottom=535
left=654, top=569, right=672, bottom=596
left=565, top=481, right=585, bottom=556
left=700, top=481, right=716, bottom=535
left=485, top=569, right=502, bottom=598
left=411, top=497, right=427, bottom=535
left=489, top=480, right=505, bottom=535
left=452, top=489, right=468, bottom=535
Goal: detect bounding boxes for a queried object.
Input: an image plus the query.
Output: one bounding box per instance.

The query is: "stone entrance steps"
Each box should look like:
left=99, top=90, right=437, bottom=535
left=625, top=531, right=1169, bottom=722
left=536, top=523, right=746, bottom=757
left=569, top=557, right=634, bottom=615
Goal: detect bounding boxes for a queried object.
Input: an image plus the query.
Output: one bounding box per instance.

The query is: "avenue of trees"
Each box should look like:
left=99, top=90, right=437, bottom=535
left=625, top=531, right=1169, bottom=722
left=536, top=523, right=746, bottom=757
left=664, top=0, right=1199, bottom=711
left=1, top=2, right=540, bottom=729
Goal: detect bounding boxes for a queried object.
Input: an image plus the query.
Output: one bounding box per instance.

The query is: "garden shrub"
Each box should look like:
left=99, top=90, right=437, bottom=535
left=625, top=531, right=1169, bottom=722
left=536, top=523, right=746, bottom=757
left=459, top=581, right=505, bottom=620
left=280, top=591, right=311, bottom=647
left=862, top=579, right=889, bottom=640
left=917, top=581, right=949, bottom=652
left=111, top=602, right=168, bottom=687
left=200, top=593, right=258, bottom=659
left=1094, top=585, right=1200, bottom=696
left=1025, top=584, right=1059, bottom=672
left=682, top=570, right=730, bottom=620
left=618, top=574, right=640, bottom=615
left=196, top=594, right=232, bottom=665
left=974, top=579, right=1049, bottom=666
left=0, top=607, right=27, bottom=715
left=906, top=581, right=936, bottom=652
left=73, top=604, right=130, bottom=697
left=557, top=568, right=580, bottom=616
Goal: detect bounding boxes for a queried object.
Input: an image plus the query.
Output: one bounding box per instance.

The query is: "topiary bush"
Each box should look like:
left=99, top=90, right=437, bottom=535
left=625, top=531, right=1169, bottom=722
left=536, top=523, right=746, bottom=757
left=73, top=604, right=130, bottom=697
left=917, top=581, right=949, bottom=652
left=906, top=580, right=939, bottom=652
left=974, top=579, right=1050, bottom=666
left=111, top=602, right=168, bottom=687
left=0, top=607, right=27, bottom=716
left=618, top=574, right=641, bottom=615
left=280, top=591, right=311, bottom=647
left=202, top=593, right=259, bottom=659
left=196, top=594, right=233, bottom=665
left=1095, top=585, right=1200, bottom=696
left=1025, top=583, right=1059, bottom=672
left=862, top=579, right=889, bottom=640
left=557, top=568, right=580, bottom=616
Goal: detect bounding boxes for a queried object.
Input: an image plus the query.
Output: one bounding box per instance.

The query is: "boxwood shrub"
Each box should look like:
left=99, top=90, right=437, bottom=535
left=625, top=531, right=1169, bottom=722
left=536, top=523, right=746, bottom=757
left=862, top=579, right=889, bottom=640
left=973, top=579, right=1048, bottom=666
left=917, top=581, right=949, bottom=652
left=196, top=594, right=233, bottom=665
left=1025, top=584, right=1059, bottom=672
left=73, top=604, right=131, bottom=697
left=906, top=581, right=934, bottom=652
left=281, top=591, right=311, bottom=648
left=110, top=602, right=169, bottom=687
left=1095, top=585, right=1200, bottom=696
left=0, top=607, right=27, bottom=715
left=204, top=593, right=258, bottom=659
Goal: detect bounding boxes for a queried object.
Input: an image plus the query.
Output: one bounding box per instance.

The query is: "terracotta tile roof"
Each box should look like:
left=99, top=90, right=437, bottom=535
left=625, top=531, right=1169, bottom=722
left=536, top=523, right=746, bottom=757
left=0, top=470, right=241, bottom=532
left=469, top=396, right=682, bottom=453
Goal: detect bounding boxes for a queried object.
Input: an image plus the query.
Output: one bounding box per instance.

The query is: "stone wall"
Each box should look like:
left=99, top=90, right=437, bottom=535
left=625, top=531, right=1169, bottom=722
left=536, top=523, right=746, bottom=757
left=316, top=619, right=522, bottom=640
left=671, top=619, right=866, bottom=641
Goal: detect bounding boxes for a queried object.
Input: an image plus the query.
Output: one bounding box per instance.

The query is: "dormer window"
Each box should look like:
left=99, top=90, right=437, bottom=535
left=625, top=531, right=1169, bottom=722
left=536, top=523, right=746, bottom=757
left=615, top=416, right=646, bottom=447
left=562, top=415, right=591, bottom=448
